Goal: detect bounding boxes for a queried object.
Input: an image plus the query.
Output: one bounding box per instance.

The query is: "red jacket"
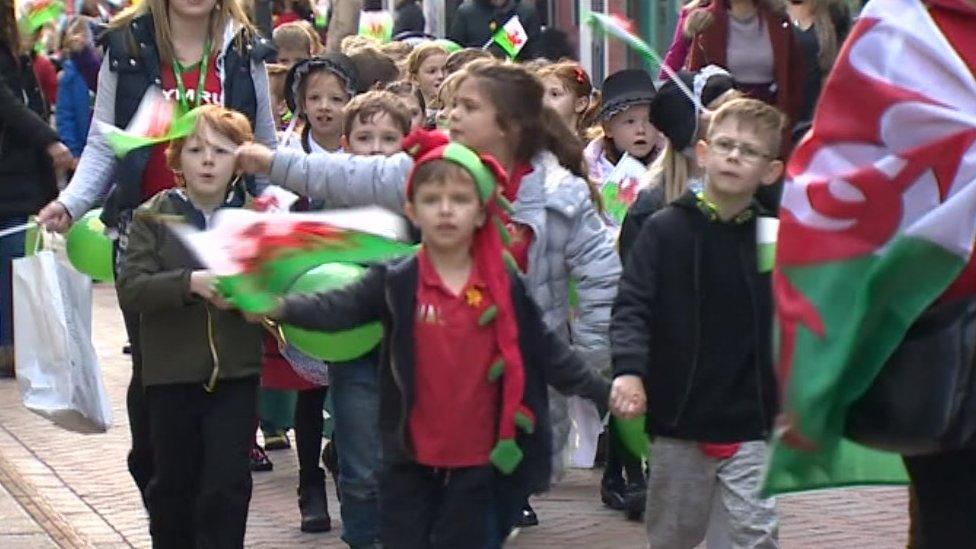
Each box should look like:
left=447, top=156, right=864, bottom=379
left=686, top=1, right=806, bottom=135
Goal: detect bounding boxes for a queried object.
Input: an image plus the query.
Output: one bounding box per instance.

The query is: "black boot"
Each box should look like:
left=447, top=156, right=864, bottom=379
left=623, top=478, right=647, bottom=521
left=298, top=484, right=332, bottom=533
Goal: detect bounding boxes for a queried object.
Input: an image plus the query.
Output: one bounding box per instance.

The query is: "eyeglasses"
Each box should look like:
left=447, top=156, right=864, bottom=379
left=708, top=138, right=773, bottom=163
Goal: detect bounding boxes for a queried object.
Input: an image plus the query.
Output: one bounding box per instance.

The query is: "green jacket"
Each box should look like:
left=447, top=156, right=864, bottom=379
left=116, top=190, right=263, bottom=388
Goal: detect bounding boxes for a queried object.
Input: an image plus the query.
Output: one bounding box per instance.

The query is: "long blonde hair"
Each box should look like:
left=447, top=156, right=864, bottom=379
left=644, top=142, right=694, bottom=204
left=108, top=0, right=255, bottom=65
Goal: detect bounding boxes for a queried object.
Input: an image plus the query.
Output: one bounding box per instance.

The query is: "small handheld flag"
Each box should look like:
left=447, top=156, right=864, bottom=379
left=487, top=15, right=528, bottom=59
left=600, top=153, right=647, bottom=225
left=96, top=88, right=200, bottom=157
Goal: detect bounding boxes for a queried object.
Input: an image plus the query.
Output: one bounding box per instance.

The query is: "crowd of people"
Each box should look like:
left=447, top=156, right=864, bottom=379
left=2, top=0, right=974, bottom=547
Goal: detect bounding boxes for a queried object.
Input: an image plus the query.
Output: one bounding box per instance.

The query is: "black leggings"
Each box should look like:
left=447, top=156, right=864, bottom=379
left=294, top=386, right=329, bottom=487
left=903, top=445, right=976, bottom=548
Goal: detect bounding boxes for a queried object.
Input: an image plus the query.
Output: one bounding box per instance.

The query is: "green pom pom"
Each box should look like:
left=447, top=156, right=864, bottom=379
left=490, top=439, right=523, bottom=474
left=515, top=410, right=535, bottom=434
left=478, top=305, right=498, bottom=326
left=487, top=358, right=505, bottom=382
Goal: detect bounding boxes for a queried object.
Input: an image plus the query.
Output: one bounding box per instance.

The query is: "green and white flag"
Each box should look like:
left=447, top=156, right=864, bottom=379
left=489, top=15, right=528, bottom=59
left=765, top=0, right=976, bottom=495
left=95, top=89, right=199, bottom=157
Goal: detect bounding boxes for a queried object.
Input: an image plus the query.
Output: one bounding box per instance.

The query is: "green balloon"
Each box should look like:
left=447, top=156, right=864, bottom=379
left=281, top=263, right=382, bottom=362
left=435, top=38, right=462, bottom=54
left=66, top=209, right=114, bottom=282
left=612, top=414, right=649, bottom=460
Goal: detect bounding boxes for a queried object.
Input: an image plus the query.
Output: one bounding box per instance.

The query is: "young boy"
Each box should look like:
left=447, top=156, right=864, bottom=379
left=610, top=98, right=786, bottom=548
left=254, top=131, right=609, bottom=548
left=116, top=105, right=263, bottom=548
left=340, top=90, right=412, bottom=156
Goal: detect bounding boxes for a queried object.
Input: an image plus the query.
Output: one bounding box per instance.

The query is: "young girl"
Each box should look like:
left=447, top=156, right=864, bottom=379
left=37, top=0, right=277, bottom=502
left=404, top=41, right=448, bottom=125
left=536, top=60, right=601, bottom=140
left=236, top=58, right=621, bottom=533
left=273, top=20, right=322, bottom=69
left=116, top=105, right=262, bottom=547
left=252, top=131, right=609, bottom=548
left=282, top=53, right=360, bottom=153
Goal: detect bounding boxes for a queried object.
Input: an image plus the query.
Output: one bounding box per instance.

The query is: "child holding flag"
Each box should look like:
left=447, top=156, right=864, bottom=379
left=611, top=98, right=785, bottom=548
left=116, top=105, right=263, bottom=548
left=251, top=130, right=610, bottom=548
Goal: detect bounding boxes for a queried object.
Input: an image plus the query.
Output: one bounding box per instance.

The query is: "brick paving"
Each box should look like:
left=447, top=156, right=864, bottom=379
left=0, top=285, right=910, bottom=548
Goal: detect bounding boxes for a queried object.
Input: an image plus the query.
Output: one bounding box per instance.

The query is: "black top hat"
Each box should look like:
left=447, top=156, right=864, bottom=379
left=596, top=69, right=657, bottom=122
left=284, top=53, right=361, bottom=114
left=650, top=67, right=736, bottom=151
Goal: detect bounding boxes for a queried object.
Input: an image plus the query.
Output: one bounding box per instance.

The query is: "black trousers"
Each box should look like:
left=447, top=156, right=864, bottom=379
left=380, top=461, right=493, bottom=549
left=294, top=386, right=328, bottom=487
left=122, top=305, right=154, bottom=503
left=903, top=445, right=976, bottom=548
left=145, top=377, right=258, bottom=549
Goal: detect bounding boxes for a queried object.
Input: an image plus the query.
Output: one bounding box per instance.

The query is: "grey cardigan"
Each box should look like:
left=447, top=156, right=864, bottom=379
left=268, top=147, right=621, bottom=372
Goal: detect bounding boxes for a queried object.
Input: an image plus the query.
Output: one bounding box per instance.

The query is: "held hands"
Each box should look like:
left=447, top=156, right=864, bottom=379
left=235, top=142, right=275, bottom=176
left=610, top=375, right=647, bottom=420
left=683, top=9, right=714, bottom=39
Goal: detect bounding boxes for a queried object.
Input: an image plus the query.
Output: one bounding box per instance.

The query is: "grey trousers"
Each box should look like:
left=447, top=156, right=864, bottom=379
left=646, top=438, right=778, bottom=549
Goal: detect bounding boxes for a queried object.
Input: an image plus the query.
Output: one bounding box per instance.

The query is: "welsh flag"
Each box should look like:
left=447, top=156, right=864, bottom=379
left=96, top=88, right=199, bottom=157
left=19, top=0, right=64, bottom=32
left=764, top=0, right=976, bottom=494
left=489, top=15, right=528, bottom=59
left=600, top=153, right=646, bottom=225
left=172, top=207, right=415, bottom=313
left=358, top=10, right=393, bottom=43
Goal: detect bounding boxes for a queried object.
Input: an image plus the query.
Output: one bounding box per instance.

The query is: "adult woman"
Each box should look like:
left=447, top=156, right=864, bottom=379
left=0, top=0, right=73, bottom=376
left=664, top=0, right=806, bottom=136
left=36, top=0, right=276, bottom=501
left=788, top=0, right=851, bottom=125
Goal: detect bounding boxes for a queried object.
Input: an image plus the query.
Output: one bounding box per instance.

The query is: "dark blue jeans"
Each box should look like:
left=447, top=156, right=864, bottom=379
left=330, top=350, right=381, bottom=546
left=0, top=216, right=27, bottom=347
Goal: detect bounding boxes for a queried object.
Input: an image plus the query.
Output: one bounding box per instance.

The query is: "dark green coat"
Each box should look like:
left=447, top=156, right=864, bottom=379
left=116, top=190, right=263, bottom=387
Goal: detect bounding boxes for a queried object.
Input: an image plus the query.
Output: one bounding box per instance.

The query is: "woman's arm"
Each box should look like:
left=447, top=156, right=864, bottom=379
left=56, top=58, right=119, bottom=220
left=249, top=58, right=278, bottom=194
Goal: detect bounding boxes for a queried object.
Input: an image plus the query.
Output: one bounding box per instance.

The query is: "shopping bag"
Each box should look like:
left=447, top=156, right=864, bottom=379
left=13, top=247, right=112, bottom=432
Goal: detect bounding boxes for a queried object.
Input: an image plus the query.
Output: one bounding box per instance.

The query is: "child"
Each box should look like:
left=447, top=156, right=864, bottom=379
left=282, top=54, right=360, bottom=153
left=404, top=42, right=448, bottom=124
left=341, top=90, right=412, bottom=156
left=584, top=69, right=664, bottom=187
left=620, top=66, right=738, bottom=262
left=536, top=61, right=601, bottom=140
left=235, top=59, right=621, bottom=532
left=610, top=98, right=785, bottom=548
left=385, top=80, right=427, bottom=130
left=273, top=21, right=322, bottom=69
left=254, top=132, right=610, bottom=548
left=115, top=105, right=263, bottom=548
left=56, top=16, right=95, bottom=161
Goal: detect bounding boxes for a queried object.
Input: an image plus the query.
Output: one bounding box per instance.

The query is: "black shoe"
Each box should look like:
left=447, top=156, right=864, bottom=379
left=623, top=480, right=646, bottom=521
left=298, top=485, right=332, bottom=533
left=516, top=504, right=538, bottom=527
left=600, top=478, right=627, bottom=511
left=249, top=445, right=273, bottom=472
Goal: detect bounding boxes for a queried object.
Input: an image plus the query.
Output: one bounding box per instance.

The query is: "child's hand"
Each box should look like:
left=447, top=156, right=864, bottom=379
left=235, top=142, right=275, bottom=175
left=610, top=375, right=646, bottom=420
left=189, top=270, right=218, bottom=300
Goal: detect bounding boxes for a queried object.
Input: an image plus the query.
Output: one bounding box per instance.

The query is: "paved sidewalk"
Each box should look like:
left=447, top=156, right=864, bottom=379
left=0, top=285, right=910, bottom=548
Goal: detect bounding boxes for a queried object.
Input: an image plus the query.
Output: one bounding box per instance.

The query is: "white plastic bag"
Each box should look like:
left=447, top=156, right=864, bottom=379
left=567, top=396, right=604, bottom=468
left=13, top=248, right=112, bottom=432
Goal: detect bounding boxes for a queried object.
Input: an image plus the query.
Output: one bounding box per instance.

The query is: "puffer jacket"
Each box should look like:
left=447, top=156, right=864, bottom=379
left=268, top=147, right=620, bottom=371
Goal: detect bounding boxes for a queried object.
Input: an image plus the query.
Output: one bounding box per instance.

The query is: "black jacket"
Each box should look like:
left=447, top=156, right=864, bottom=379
left=448, top=0, right=540, bottom=59
left=0, top=43, right=59, bottom=219
left=393, top=0, right=426, bottom=36
left=280, top=255, right=609, bottom=496
left=611, top=190, right=778, bottom=442
left=97, top=14, right=274, bottom=229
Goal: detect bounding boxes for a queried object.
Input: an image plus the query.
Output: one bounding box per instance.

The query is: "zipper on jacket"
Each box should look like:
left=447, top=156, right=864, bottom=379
left=385, top=282, right=410, bottom=451
left=671, top=234, right=703, bottom=429
left=740, top=241, right=770, bottom=437
left=203, top=304, right=221, bottom=393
